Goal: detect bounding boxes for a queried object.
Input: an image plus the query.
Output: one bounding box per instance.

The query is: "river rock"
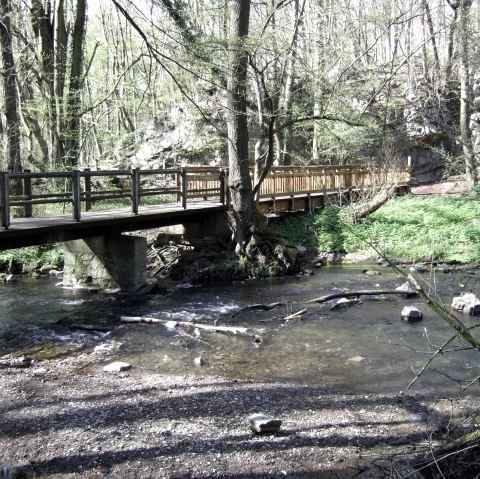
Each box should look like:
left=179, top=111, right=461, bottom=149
left=401, top=306, right=423, bottom=323
left=193, top=356, right=204, bottom=366
left=396, top=281, right=417, bottom=296
left=103, top=361, right=132, bottom=372
left=48, top=269, right=63, bottom=277
left=348, top=356, right=365, bottom=362
left=451, top=293, right=480, bottom=315
left=363, top=269, right=381, bottom=276
left=249, top=414, right=282, bottom=434
left=331, top=297, right=360, bottom=310
left=0, top=355, right=33, bottom=369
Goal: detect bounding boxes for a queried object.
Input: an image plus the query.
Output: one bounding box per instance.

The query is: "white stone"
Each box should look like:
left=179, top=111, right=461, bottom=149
left=331, top=297, right=359, bottom=310
left=103, top=361, right=132, bottom=372
left=296, top=245, right=307, bottom=256
left=348, top=356, right=365, bottom=362
left=48, top=270, right=63, bottom=277
left=396, top=281, right=417, bottom=295
left=164, top=321, right=178, bottom=329
left=249, top=414, right=282, bottom=434
left=401, top=305, right=423, bottom=322
left=452, top=293, right=480, bottom=315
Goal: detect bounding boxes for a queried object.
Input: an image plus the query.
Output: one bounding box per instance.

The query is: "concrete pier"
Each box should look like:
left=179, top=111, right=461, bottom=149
left=63, top=234, right=147, bottom=291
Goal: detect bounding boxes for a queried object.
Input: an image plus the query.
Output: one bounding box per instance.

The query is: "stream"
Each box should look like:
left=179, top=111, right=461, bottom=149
left=1, top=264, right=479, bottom=396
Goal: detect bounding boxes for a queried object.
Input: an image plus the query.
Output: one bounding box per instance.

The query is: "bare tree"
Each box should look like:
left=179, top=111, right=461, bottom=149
left=226, top=0, right=255, bottom=252
left=0, top=0, right=22, bottom=174
left=64, top=0, right=87, bottom=168
left=457, top=0, right=477, bottom=186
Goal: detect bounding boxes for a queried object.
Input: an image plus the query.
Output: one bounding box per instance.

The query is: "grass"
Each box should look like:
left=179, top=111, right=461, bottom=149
left=343, top=195, right=480, bottom=263
left=272, top=194, right=480, bottom=264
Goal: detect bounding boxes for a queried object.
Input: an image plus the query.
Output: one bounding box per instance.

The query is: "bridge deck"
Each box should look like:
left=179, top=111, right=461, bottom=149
left=0, top=201, right=227, bottom=250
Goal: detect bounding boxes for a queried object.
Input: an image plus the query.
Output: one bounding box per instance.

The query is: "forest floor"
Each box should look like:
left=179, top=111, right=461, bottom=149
left=1, top=343, right=479, bottom=479
left=410, top=176, right=470, bottom=196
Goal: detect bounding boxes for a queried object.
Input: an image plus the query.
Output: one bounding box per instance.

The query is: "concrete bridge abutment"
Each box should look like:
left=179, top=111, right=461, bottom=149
left=62, top=212, right=229, bottom=292
left=156, top=211, right=231, bottom=243
left=63, top=234, right=147, bottom=292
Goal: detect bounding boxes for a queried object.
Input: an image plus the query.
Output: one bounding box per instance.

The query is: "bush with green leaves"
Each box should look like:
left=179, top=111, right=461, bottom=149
left=313, top=205, right=348, bottom=253
left=0, top=244, right=63, bottom=274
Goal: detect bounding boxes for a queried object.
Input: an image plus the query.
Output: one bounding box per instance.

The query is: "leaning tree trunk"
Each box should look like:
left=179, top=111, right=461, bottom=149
left=0, top=0, right=22, bottom=177
left=226, top=0, right=255, bottom=253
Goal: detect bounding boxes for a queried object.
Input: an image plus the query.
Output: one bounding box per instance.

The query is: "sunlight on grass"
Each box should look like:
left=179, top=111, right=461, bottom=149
left=343, top=195, right=480, bottom=262
left=272, top=195, right=480, bottom=263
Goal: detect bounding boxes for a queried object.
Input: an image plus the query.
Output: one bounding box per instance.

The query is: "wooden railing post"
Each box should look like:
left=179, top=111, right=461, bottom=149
left=23, top=169, right=32, bottom=217
left=0, top=172, right=10, bottom=229
left=131, top=168, right=140, bottom=215
left=176, top=170, right=181, bottom=202
left=219, top=169, right=226, bottom=205
left=72, top=170, right=81, bottom=222
left=84, top=168, right=92, bottom=211
left=181, top=168, right=187, bottom=209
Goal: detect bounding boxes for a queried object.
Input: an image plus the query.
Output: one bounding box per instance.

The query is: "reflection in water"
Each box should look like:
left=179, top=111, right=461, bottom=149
left=0, top=265, right=479, bottom=396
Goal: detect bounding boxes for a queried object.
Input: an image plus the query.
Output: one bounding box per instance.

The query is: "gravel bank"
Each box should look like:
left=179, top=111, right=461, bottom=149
left=1, top=351, right=477, bottom=479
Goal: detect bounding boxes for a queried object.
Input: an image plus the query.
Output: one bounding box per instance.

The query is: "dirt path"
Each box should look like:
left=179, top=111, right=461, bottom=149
left=410, top=177, right=470, bottom=196
left=0, top=351, right=477, bottom=479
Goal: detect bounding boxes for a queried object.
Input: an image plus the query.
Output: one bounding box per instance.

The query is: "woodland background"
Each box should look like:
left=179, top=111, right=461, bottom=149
left=0, top=0, right=479, bottom=185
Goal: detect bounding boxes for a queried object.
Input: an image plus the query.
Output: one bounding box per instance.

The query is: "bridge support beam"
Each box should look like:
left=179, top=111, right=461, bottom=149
left=63, top=234, right=147, bottom=291
left=157, top=211, right=230, bottom=242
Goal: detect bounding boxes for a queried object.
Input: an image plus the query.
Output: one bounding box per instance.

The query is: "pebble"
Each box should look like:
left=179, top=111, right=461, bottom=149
left=103, top=361, right=132, bottom=372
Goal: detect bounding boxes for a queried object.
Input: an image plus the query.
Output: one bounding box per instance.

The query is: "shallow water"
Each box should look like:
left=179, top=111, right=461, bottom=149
left=1, top=265, right=479, bottom=396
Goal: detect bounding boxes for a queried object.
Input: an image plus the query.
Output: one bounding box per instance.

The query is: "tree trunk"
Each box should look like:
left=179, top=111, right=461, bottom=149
left=30, top=0, right=69, bottom=168
left=458, top=0, right=477, bottom=187
left=0, top=0, right=22, bottom=176
left=226, top=0, right=255, bottom=253
left=64, top=0, right=87, bottom=168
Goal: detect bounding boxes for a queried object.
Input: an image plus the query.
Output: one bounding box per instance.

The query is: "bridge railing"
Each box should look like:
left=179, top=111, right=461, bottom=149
left=0, top=164, right=408, bottom=229
left=257, top=165, right=377, bottom=197
left=0, top=167, right=227, bottom=229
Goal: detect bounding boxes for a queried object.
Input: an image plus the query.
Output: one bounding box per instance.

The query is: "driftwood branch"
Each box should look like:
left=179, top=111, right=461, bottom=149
left=283, top=308, right=307, bottom=320
left=120, top=316, right=259, bottom=337
left=231, top=302, right=285, bottom=317
left=302, top=289, right=417, bottom=305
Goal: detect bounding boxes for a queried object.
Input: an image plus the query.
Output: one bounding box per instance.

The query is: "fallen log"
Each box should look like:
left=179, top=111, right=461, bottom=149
left=303, top=289, right=418, bottom=305
left=120, top=316, right=259, bottom=337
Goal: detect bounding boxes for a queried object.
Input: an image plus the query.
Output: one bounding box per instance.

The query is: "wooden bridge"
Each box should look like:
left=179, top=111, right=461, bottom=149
left=0, top=165, right=407, bottom=250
